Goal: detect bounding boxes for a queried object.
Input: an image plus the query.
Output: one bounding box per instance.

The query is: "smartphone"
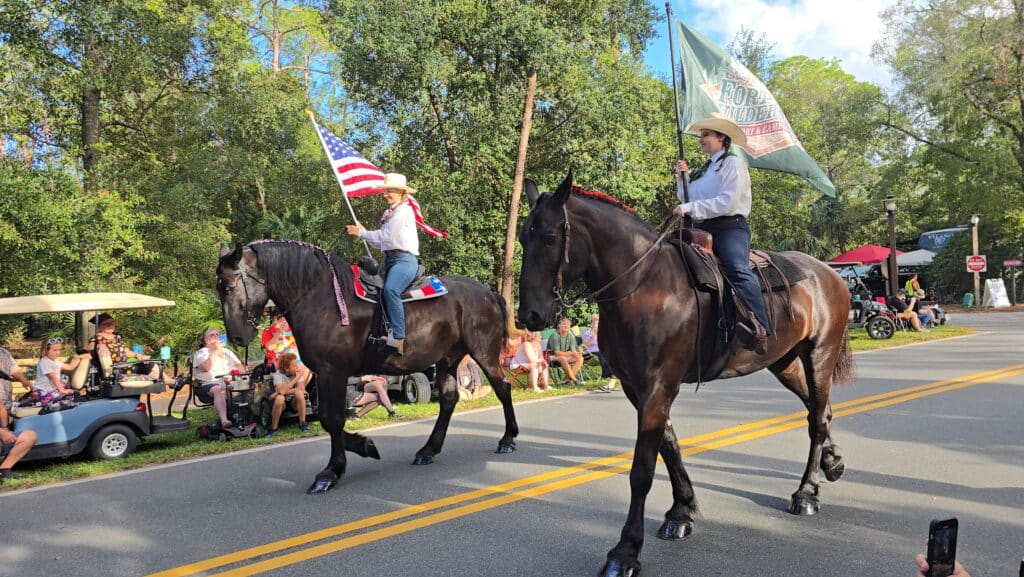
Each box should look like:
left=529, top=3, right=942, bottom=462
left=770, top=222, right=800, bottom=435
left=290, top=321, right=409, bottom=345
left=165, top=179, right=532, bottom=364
left=926, top=517, right=958, bottom=577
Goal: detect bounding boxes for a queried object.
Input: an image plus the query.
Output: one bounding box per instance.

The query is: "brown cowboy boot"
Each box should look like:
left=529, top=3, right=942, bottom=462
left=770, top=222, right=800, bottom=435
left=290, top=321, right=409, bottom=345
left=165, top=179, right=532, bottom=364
left=735, top=314, right=768, bottom=354
left=392, top=338, right=405, bottom=356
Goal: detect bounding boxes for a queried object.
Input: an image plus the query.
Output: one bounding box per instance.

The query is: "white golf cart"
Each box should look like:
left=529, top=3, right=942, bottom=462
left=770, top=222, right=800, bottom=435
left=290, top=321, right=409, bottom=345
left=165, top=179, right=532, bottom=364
left=0, top=293, right=190, bottom=460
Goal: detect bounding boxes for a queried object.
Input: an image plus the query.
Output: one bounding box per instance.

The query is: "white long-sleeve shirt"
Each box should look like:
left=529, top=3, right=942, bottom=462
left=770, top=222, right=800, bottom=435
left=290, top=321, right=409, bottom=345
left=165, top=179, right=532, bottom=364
left=359, top=201, right=420, bottom=255
left=675, top=150, right=752, bottom=222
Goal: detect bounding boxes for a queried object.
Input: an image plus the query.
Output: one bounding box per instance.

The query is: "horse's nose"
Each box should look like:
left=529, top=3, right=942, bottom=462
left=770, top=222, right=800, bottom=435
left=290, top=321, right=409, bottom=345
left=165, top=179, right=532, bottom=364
left=518, top=310, right=545, bottom=331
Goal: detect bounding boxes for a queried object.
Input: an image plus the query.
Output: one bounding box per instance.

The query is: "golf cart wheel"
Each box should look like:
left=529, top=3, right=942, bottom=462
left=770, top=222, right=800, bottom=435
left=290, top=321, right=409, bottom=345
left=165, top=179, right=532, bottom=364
left=866, top=316, right=896, bottom=340
left=401, top=373, right=432, bottom=404
left=89, top=424, right=138, bottom=460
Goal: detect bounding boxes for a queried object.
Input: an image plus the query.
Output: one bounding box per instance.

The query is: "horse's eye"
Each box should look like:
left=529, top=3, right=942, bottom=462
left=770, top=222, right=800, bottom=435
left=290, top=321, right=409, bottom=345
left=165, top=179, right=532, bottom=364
left=543, top=233, right=557, bottom=246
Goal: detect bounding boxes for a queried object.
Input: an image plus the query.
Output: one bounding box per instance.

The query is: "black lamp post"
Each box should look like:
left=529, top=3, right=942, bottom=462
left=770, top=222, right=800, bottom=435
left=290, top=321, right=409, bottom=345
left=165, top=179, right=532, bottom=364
left=885, top=195, right=899, bottom=297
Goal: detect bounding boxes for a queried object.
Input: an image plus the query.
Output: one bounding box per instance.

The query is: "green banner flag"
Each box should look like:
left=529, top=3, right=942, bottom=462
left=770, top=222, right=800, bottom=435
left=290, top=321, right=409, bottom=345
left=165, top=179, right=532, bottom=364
left=674, top=20, right=836, bottom=197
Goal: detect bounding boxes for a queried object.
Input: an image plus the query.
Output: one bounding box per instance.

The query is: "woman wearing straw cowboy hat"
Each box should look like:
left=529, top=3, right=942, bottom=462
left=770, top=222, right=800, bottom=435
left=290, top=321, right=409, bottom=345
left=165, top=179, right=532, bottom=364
left=345, top=173, right=420, bottom=356
left=673, top=112, right=771, bottom=353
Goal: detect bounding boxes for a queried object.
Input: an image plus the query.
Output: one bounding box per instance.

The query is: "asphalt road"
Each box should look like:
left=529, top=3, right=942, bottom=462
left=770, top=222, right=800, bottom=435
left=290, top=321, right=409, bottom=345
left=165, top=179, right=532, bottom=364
left=3, top=313, right=1022, bottom=577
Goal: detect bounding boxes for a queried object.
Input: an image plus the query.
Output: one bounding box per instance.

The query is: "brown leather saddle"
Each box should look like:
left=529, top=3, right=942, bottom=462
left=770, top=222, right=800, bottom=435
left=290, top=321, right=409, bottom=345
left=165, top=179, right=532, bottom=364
left=673, top=229, right=803, bottom=384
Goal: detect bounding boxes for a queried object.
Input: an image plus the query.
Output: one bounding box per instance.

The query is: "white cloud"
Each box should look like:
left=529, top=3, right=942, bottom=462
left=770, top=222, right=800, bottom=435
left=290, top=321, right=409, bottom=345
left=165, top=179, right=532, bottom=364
left=682, top=0, right=898, bottom=88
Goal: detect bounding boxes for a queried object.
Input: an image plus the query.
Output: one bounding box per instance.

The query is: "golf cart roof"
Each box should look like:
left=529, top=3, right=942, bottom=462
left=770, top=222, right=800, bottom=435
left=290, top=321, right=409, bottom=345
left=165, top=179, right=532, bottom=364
left=0, top=292, right=176, bottom=315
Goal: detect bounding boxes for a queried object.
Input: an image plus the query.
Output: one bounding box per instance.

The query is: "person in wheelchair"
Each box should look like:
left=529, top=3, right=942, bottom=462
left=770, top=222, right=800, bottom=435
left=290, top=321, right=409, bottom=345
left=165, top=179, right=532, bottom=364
left=193, top=328, right=244, bottom=429
left=264, top=353, right=311, bottom=437
left=87, top=314, right=173, bottom=384
left=34, top=338, right=90, bottom=404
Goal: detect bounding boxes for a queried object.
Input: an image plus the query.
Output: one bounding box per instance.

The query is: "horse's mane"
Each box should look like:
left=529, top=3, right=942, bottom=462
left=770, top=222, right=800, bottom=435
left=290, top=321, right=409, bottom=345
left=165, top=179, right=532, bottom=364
left=247, top=239, right=352, bottom=295
left=568, top=184, right=655, bottom=234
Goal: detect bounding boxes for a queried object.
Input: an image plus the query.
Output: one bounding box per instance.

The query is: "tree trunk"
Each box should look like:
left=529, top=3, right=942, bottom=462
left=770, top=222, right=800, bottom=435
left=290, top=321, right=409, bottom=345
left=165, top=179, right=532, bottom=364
left=82, top=32, right=102, bottom=194
left=499, top=71, right=538, bottom=310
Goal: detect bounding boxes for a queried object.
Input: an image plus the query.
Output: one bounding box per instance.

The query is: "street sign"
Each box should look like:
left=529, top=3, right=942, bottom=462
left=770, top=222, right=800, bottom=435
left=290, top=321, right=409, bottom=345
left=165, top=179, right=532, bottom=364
left=966, top=255, right=987, bottom=273
left=1003, top=259, right=1023, bottom=267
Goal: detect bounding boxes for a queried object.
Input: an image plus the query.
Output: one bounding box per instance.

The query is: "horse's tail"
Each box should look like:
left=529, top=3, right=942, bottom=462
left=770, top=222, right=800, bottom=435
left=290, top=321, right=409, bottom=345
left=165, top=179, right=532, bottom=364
left=831, top=328, right=855, bottom=385
left=492, top=290, right=511, bottom=342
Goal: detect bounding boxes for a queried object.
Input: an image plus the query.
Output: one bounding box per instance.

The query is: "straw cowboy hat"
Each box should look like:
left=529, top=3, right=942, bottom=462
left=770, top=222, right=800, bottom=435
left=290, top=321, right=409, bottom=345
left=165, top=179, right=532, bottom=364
left=686, top=112, right=747, bottom=147
left=382, top=173, right=417, bottom=194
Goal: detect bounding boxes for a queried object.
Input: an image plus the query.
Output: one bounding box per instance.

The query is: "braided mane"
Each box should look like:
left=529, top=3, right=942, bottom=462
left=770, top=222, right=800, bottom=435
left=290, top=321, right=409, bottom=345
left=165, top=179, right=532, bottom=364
left=570, top=184, right=635, bottom=212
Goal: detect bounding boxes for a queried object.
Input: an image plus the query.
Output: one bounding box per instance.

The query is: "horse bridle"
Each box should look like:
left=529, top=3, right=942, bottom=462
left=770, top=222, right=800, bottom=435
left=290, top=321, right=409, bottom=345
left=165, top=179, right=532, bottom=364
left=218, top=259, right=266, bottom=332
left=550, top=204, right=680, bottom=314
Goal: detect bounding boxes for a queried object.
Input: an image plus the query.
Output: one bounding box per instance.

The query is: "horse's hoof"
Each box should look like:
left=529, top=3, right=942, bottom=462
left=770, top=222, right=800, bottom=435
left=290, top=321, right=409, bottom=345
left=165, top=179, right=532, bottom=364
left=412, top=453, right=435, bottom=466
left=599, top=558, right=640, bottom=577
left=306, top=475, right=337, bottom=495
left=823, top=459, right=845, bottom=482
left=495, top=440, right=516, bottom=454
left=656, top=518, right=694, bottom=541
left=788, top=494, right=820, bottom=516
left=365, top=439, right=381, bottom=460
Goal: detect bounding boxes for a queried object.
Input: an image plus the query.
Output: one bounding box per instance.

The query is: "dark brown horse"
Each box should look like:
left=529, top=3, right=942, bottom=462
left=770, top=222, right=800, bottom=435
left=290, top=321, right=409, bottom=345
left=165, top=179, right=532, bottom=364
left=517, top=173, right=854, bottom=577
left=216, top=240, right=518, bottom=494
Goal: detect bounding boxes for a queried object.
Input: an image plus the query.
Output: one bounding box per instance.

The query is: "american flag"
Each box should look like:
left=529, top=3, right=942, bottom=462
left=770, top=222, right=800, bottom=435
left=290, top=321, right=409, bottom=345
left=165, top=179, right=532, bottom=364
left=313, top=121, right=385, bottom=198
left=311, top=116, right=447, bottom=237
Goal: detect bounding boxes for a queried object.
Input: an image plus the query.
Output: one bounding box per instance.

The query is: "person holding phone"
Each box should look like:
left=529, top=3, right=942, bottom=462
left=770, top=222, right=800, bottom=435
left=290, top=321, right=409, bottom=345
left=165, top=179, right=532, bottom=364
left=914, top=554, right=971, bottom=577
left=193, top=327, right=244, bottom=429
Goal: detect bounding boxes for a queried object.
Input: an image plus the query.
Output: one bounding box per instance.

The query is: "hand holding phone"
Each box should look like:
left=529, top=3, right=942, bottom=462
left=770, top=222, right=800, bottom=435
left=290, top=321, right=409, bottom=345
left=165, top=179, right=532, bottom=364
left=926, top=518, right=958, bottom=577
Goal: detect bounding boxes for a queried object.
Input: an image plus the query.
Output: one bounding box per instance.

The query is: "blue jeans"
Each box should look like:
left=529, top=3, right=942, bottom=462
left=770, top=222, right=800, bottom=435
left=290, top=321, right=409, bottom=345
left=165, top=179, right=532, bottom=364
left=383, top=251, right=418, bottom=339
left=698, top=216, right=771, bottom=335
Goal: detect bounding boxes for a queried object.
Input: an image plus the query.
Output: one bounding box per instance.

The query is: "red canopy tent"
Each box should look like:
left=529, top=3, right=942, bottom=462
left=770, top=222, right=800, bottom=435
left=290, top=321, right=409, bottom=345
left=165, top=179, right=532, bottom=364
left=832, top=244, right=903, bottom=265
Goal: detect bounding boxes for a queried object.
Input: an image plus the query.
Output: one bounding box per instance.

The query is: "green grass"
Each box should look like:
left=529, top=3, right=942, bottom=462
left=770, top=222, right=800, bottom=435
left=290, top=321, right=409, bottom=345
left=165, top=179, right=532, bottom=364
left=848, top=324, right=972, bottom=351
left=2, top=326, right=974, bottom=491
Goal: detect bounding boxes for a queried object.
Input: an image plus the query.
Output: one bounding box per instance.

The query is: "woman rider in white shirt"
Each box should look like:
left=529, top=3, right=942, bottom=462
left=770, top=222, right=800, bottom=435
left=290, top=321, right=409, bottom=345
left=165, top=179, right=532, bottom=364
left=345, top=173, right=420, bottom=356
left=673, top=113, right=770, bottom=352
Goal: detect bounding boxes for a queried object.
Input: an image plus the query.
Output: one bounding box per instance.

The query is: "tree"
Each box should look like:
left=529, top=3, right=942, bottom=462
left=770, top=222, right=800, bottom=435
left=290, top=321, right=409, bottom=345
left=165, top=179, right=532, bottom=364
left=878, top=0, right=1024, bottom=291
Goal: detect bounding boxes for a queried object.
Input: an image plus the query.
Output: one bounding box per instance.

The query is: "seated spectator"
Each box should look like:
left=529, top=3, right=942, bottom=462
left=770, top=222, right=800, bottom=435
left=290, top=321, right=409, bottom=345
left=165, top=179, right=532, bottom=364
left=581, top=314, right=619, bottom=393
left=34, top=338, right=91, bottom=403
left=193, top=328, right=244, bottom=429
left=0, top=400, right=37, bottom=484
left=456, top=356, right=492, bottom=401
left=507, top=330, right=550, bottom=392
left=348, top=375, right=404, bottom=420
left=886, top=290, right=929, bottom=333
left=0, top=347, right=33, bottom=411
left=547, top=318, right=584, bottom=384
left=912, top=289, right=937, bottom=327
left=261, top=311, right=300, bottom=368
left=264, top=352, right=312, bottom=438
left=87, top=314, right=173, bottom=384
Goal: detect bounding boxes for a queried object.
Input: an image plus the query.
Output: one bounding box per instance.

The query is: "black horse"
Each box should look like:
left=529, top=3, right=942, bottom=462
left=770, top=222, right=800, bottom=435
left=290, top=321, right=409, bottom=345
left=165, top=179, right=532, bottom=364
left=517, top=173, right=854, bottom=577
left=216, top=240, right=518, bottom=494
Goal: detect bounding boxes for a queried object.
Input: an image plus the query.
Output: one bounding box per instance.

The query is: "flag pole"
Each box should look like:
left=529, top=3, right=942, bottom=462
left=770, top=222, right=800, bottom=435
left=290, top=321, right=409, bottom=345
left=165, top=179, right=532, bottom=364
left=306, top=109, right=372, bottom=258
left=665, top=3, right=692, bottom=226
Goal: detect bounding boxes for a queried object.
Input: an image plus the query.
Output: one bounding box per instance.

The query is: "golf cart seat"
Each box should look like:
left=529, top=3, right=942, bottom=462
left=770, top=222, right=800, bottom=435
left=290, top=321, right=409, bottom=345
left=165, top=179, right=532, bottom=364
left=13, top=405, right=42, bottom=418
left=95, top=353, right=166, bottom=397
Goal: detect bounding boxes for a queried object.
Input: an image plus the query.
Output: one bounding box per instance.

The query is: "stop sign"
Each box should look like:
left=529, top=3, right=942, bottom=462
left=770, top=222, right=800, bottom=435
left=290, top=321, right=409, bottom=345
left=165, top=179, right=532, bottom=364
left=966, top=255, right=987, bottom=272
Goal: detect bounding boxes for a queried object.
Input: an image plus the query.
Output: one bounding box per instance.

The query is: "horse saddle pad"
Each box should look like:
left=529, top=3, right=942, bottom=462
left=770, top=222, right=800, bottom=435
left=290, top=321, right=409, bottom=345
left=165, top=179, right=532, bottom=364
left=672, top=239, right=807, bottom=293
left=351, top=264, right=448, bottom=304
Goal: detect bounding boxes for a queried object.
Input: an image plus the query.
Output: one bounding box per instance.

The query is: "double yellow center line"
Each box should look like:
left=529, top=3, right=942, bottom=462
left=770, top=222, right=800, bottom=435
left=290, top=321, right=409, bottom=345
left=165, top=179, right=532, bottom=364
left=150, top=364, right=1024, bottom=577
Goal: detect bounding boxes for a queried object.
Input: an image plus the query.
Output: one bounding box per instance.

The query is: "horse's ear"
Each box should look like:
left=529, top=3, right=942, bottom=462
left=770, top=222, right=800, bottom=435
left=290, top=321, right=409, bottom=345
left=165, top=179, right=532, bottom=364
left=524, top=178, right=540, bottom=209
left=219, top=243, right=231, bottom=258
left=552, top=169, right=573, bottom=206
left=232, top=242, right=244, bottom=264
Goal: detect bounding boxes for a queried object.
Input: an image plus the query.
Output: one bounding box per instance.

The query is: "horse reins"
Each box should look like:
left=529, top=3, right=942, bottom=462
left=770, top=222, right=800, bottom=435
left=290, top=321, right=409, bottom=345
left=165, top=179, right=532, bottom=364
left=552, top=205, right=681, bottom=314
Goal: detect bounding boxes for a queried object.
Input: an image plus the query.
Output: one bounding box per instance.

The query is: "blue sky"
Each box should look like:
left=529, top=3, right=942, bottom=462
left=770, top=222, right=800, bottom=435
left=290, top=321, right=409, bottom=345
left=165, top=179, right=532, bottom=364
left=643, top=0, right=898, bottom=89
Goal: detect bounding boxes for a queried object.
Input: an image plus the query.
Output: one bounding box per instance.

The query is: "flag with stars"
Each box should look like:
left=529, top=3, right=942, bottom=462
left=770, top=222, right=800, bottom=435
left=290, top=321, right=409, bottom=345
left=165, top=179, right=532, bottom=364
left=312, top=120, right=385, bottom=198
